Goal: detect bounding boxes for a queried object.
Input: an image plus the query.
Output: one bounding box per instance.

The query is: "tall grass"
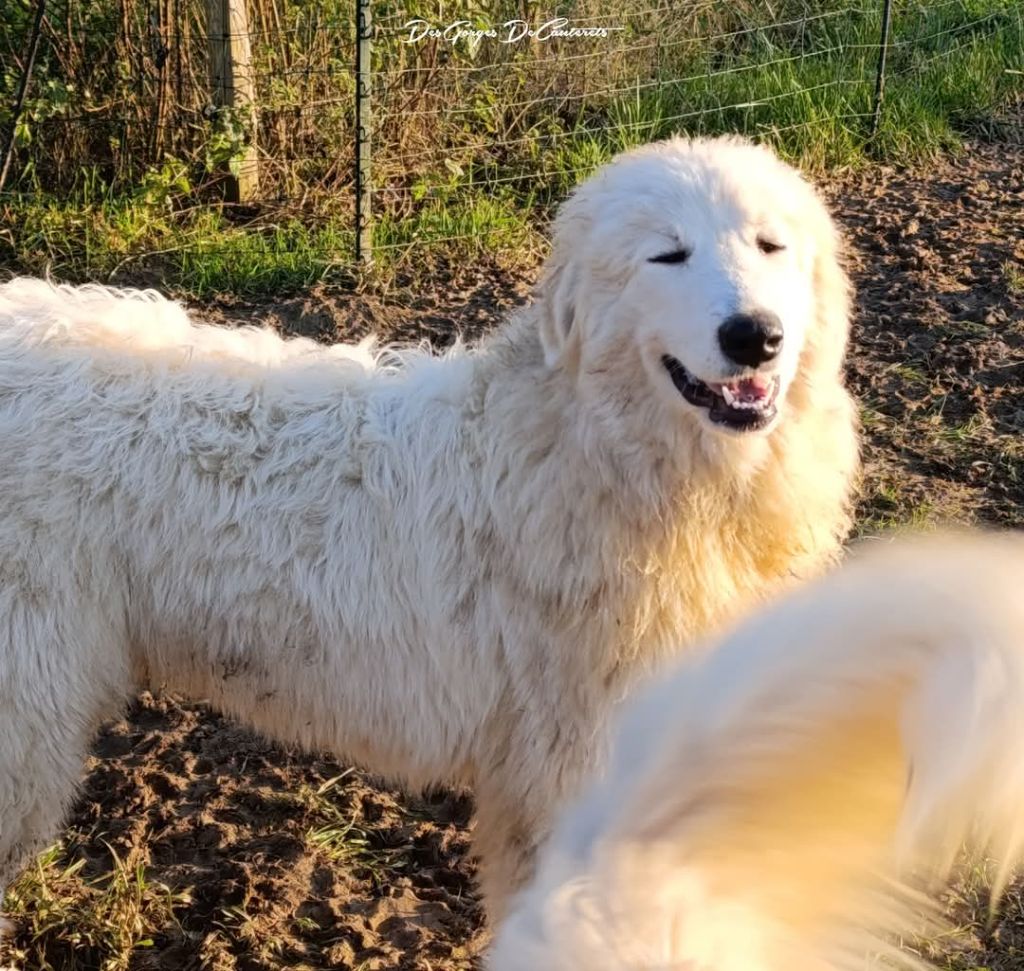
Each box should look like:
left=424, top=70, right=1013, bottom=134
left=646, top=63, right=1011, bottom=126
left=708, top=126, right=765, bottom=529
left=0, top=0, right=1021, bottom=294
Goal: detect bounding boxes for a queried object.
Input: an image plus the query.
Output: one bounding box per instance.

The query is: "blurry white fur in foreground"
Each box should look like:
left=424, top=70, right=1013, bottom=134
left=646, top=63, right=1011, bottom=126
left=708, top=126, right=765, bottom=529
left=491, top=532, right=1024, bottom=970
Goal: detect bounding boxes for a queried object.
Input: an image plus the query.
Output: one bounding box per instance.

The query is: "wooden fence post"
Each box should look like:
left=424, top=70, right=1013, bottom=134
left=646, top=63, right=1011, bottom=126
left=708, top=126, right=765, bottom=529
left=207, top=0, right=258, bottom=202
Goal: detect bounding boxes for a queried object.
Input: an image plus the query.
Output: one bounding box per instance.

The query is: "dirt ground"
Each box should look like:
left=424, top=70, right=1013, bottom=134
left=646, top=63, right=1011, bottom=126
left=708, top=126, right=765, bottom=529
left=2, top=131, right=1022, bottom=970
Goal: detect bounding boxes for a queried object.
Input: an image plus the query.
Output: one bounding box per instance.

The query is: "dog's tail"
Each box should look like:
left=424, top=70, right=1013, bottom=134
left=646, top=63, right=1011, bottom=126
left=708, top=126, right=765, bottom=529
left=492, top=531, right=1024, bottom=971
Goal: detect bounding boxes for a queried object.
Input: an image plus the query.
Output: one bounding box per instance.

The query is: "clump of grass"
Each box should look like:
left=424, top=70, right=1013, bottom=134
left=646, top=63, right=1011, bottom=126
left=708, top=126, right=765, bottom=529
left=856, top=480, right=939, bottom=538
left=373, top=190, right=535, bottom=267
left=298, top=773, right=409, bottom=889
left=1003, top=260, right=1024, bottom=293
left=0, top=843, right=188, bottom=971
left=176, top=217, right=356, bottom=297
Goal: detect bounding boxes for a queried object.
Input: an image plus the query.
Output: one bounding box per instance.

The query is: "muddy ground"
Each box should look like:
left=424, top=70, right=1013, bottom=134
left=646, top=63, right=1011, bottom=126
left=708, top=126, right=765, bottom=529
left=1, top=131, right=1022, bottom=970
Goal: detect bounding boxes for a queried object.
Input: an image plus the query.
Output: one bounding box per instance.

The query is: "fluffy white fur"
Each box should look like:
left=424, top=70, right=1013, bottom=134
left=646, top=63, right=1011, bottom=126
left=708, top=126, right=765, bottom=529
left=492, top=531, right=1024, bottom=970
left=0, top=136, right=856, bottom=920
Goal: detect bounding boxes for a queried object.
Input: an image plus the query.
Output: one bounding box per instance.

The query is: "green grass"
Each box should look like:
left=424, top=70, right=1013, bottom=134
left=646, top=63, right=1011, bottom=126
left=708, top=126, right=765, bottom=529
left=856, top=482, right=939, bottom=537
left=0, top=192, right=357, bottom=298
left=0, top=843, right=189, bottom=971
left=297, top=773, right=409, bottom=888
left=176, top=218, right=356, bottom=297
left=0, top=770, right=413, bottom=970
left=1, top=0, right=1022, bottom=295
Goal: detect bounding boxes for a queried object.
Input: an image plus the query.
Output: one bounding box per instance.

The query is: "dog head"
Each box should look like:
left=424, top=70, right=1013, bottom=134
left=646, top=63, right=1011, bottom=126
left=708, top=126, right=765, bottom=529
left=538, top=136, right=849, bottom=447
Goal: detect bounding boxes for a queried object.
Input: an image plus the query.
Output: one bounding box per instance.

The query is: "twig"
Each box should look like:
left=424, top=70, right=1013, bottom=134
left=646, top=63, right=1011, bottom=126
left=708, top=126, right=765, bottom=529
left=0, top=0, right=47, bottom=193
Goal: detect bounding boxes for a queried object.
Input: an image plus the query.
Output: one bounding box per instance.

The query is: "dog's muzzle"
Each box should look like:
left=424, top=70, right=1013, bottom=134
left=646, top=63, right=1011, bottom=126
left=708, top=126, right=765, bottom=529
left=662, top=355, right=780, bottom=432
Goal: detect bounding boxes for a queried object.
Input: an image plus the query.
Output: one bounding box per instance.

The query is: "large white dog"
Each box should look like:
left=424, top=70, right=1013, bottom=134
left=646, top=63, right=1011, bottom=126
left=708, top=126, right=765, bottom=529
left=492, top=531, right=1024, bottom=970
left=0, top=136, right=857, bottom=920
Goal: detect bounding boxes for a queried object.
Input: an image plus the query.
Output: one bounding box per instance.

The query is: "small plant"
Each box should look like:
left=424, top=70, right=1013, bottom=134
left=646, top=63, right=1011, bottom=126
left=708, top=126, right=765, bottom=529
left=136, top=157, right=191, bottom=209
left=1003, top=260, right=1024, bottom=293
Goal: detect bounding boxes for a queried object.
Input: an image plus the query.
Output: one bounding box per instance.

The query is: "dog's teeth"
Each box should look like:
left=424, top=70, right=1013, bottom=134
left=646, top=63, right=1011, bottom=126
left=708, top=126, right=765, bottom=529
left=721, top=385, right=736, bottom=406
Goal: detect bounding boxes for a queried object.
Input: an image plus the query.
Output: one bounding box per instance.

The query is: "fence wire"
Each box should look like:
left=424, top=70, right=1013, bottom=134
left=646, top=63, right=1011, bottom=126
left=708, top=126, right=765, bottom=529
left=0, top=0, right=1021, bottom=269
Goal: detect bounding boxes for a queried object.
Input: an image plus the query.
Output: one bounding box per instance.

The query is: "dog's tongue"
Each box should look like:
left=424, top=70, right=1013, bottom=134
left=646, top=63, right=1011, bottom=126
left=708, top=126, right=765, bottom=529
left=712, top=375, right=773, bottom=404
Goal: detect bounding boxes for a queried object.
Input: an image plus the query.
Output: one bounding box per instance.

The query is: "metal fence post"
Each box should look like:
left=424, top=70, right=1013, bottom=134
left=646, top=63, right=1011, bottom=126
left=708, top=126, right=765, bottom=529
left=355, top=0, right=373, bottom=266
left=870, top=0, right=894, bottom=137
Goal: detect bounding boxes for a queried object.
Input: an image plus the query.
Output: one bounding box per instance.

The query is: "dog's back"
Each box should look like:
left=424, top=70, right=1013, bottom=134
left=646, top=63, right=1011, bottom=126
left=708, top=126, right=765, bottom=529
left=1, top=277, right=192, bottom=340
left=0, top=277, right=384, bottom=369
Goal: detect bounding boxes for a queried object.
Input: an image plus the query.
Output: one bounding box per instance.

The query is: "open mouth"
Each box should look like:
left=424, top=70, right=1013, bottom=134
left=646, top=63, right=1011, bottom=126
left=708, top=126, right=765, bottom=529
left=662, top=355, right=780, bottom=432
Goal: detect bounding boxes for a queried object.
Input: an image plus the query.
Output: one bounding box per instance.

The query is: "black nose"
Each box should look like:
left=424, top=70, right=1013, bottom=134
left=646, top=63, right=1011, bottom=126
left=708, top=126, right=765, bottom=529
left=717, top=311, right=784, bottom=368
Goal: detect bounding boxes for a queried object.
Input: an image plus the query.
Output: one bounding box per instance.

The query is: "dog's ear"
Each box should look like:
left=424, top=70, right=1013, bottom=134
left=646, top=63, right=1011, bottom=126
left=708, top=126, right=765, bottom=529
left=537, top=244, right=584, bottom=372
left=803, top=197, right=852, bottom=384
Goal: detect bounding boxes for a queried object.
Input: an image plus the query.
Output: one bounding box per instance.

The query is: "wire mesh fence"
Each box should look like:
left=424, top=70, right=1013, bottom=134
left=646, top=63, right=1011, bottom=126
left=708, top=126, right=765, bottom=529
left=0, top=0, right=1021, bottom=278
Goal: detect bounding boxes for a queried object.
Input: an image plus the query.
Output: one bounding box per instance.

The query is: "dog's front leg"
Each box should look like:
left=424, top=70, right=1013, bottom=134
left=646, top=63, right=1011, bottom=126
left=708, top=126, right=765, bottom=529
left=472, top=779, right=552, bottom=929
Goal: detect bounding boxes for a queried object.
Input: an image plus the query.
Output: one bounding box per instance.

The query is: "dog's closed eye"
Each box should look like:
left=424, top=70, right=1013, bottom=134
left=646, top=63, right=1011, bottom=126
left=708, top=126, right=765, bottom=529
left=757, top=236, right=786, bottom=255
left=649, top=248, right=691, bottom=265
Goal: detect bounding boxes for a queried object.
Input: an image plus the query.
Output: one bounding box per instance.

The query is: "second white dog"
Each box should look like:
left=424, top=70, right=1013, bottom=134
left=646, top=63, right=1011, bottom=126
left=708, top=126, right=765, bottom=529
left=493, top=531, right=1024, bottom=970
left=0, top=136, right=857, bottom=918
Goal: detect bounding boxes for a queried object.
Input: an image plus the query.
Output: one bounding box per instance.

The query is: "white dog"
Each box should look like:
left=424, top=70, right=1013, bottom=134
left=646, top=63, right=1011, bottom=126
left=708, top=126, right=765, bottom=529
left=0, top=136, right=857, bottom=921
left=492, top=531, right=1024, bottom=970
